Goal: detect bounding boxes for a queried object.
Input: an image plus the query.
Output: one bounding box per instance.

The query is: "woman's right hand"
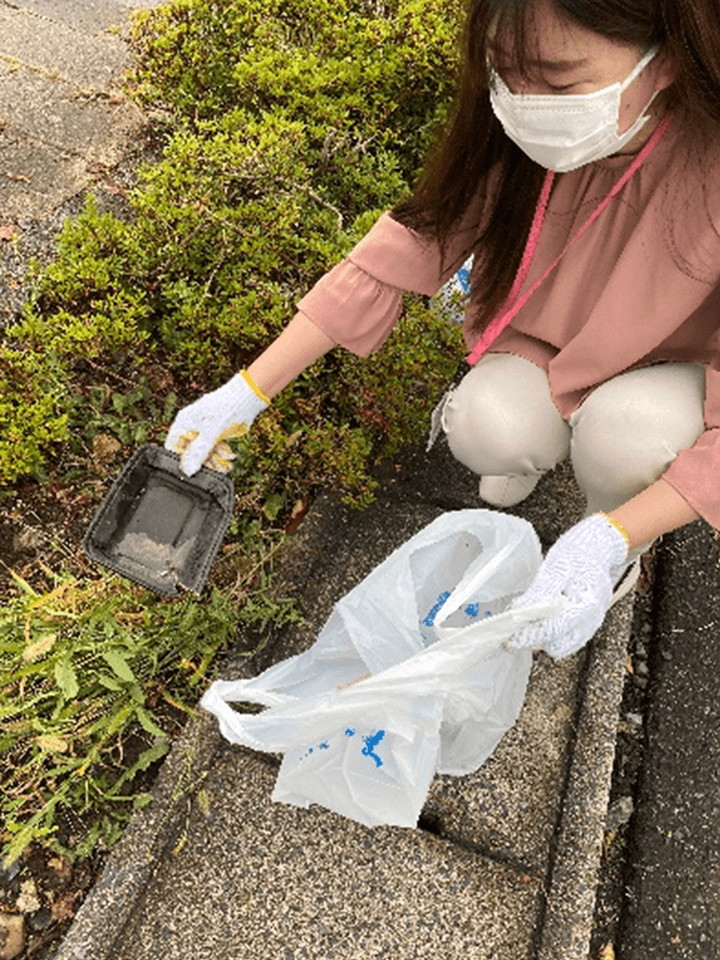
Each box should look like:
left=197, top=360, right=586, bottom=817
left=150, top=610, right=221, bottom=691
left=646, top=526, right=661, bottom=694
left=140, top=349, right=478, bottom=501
left=164, top=312, right=336, bottom=476
left=164, top=370, right=269, bottom=477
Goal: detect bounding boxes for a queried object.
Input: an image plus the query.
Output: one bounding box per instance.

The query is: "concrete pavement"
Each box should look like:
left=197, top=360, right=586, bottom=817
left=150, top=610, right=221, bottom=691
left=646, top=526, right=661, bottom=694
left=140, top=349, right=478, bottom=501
left=0, top=0, right=164, bottom=326
left=0, top=0, right=151, bottom=222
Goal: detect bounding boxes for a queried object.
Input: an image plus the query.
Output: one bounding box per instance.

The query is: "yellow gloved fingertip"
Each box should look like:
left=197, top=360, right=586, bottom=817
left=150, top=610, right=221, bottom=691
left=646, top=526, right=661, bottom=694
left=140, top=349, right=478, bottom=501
left=174, top=430, right=199, bottom=455
left=206, top=455, right=232, bottom=473
left=215, top=441, right=234, bottom=459
left=217, top=423, right=249, bottom=443
left=205, top=442, right=236, bottom=473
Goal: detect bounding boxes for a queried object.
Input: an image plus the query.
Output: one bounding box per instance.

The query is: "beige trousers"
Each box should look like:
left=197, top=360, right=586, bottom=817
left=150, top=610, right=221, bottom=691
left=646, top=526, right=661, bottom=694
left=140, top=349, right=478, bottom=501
left=442, top=353, right=706, bottom=559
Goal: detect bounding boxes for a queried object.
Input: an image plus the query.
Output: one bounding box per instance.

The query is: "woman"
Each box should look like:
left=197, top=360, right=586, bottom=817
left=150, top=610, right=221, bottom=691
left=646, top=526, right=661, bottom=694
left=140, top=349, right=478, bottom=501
left=166, top=0, right=720, bottom=659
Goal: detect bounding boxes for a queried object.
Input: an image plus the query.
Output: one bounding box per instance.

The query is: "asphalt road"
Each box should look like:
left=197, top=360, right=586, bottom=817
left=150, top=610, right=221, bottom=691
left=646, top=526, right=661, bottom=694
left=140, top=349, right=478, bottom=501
left=618, top=520, right=720, bottom=959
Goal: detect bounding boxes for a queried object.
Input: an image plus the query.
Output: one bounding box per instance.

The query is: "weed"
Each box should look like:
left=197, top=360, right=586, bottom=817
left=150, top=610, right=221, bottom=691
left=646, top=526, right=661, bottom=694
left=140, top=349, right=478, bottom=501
left=0, top=529, right=302, bottom=866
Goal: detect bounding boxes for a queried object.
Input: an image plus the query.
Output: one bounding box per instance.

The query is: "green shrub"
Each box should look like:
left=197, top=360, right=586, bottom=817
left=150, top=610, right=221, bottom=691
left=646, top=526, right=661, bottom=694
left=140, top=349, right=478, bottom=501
left=6, top=0, right=464, bottom=507
left=0, top=345, right=70, bottom=482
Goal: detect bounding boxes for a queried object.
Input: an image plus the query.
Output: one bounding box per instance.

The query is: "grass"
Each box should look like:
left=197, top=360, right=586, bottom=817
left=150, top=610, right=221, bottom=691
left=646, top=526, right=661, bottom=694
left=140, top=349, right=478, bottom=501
left=0, top=524, right=303, bottom=867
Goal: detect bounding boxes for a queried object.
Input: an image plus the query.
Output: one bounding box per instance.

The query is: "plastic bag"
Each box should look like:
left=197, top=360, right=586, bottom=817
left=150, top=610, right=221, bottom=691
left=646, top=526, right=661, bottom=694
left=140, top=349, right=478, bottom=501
left=429, top=254, right=474, bottom=325
left=201, top=509, right=564, bottom=828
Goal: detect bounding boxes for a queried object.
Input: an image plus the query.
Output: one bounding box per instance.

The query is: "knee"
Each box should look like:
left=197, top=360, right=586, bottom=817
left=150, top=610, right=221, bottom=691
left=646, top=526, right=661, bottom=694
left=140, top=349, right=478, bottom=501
left=443, top=364, right=516, bottom=465
left=571, top=364, right=706, bottom=487
left=442, top=355, right=570, bottom=475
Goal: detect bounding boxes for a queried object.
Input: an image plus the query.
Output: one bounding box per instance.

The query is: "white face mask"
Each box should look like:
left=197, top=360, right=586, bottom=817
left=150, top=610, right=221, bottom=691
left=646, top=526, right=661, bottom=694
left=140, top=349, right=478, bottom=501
left=488, top=44, right=662, bottom=172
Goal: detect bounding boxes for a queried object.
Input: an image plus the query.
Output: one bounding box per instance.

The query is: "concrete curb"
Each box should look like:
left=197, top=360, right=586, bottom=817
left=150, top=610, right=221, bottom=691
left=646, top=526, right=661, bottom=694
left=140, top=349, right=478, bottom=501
left=55, top=704, right=230, bottom=960
left=538, top=593, right=634, bottom=959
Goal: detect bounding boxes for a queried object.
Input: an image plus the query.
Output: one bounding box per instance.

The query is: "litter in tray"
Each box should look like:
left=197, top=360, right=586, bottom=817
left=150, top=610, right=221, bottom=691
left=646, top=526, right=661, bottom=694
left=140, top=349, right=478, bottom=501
left=83, top=444, right=235, bottom=598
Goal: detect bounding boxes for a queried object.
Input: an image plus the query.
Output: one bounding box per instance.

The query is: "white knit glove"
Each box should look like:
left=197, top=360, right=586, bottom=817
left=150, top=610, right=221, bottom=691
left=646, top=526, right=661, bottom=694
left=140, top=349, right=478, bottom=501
left=165, top=370, right=269, bottom=477
left=507, top=514, right=630, bottom=659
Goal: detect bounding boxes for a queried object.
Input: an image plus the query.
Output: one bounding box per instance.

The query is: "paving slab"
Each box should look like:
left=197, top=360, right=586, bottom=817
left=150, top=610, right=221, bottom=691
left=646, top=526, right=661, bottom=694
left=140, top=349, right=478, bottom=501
left=0, top=4, right=132, bottom=90
left=0, top=64, right=143, bottom=158
left=0, top=1, right=151, bottom=222
left=380, top=438, right=587, bottom=548
left=0, top=65, right=143, bottom=219
left=102, top=751, right=543, bottom=960
left=10, top=0, right=146, bottom=34
left=425, top=651, right=581, bottom=876
left=239, top=488, right=582, bottom=877
left=0, top=134, right=89, bottom=221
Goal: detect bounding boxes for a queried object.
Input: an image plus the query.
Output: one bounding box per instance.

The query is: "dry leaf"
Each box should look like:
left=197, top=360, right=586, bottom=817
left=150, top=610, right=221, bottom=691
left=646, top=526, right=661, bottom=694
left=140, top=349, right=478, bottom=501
left=23, top=633, right=57, bottom=661
left=48, top=856, right=72, bottom=881
left=16, top=879, right=41, bottom=914
left=36, top=734, right=69, bottom=754
left=51, top=892, right=79, bottom=924
left=598, top=944, right=616, bottom=960
left=92, top=433, right=122, bottom=460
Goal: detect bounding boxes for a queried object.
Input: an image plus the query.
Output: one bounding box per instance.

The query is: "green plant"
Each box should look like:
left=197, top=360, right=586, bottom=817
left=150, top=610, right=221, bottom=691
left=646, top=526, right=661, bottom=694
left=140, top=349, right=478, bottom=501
left=5, top=0, right=464, bottom=512
left=0, top=538, right=302, bottom=866
left=86, top=378, right=177, bottom=449
left=0, top=345, right=70, bottom=482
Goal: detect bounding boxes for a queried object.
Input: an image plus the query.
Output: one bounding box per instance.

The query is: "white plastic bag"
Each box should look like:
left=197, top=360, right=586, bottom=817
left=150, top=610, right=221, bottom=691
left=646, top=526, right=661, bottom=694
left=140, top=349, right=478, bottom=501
left=430, top=254, right=474, bottom=324
left=201, top=509, right=564, bottom=828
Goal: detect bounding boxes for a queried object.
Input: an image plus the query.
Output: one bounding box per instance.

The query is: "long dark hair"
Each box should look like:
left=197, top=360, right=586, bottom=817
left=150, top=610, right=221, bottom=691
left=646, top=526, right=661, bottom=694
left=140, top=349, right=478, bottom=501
left=393, top=0, right=720, bottom=335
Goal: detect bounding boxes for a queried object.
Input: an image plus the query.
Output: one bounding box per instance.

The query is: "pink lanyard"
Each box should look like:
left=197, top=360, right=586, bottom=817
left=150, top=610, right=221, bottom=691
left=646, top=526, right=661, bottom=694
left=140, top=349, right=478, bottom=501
left=466, top=113, right=674, bottom=366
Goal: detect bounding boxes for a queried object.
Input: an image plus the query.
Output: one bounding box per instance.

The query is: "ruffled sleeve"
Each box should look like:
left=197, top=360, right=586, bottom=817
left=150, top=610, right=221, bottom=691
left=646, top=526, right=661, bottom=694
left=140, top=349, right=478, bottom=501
left=297, top=193, right=488, bottom=357
left=296, top=256, right=405, bottom=357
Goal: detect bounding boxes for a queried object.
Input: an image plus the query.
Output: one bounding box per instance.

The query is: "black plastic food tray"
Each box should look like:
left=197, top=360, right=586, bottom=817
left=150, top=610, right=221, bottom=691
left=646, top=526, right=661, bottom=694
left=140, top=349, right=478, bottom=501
left=83, top=444, right=235, bottom=598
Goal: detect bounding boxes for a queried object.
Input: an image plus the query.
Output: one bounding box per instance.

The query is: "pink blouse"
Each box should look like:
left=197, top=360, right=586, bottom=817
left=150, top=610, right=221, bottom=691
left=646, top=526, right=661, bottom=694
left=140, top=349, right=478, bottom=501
left=297, top=115, right=720, bottom=530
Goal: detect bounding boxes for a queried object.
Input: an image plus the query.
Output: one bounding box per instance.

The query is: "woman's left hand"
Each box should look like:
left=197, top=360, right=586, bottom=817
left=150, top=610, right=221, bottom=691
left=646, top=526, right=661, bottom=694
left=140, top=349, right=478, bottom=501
left=507, top=514, right=629, bottom=659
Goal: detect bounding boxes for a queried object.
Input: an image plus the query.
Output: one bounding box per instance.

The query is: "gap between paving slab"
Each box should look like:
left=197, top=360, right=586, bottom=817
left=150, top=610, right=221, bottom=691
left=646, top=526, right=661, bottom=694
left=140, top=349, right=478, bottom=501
left=0, top=0, right=162, bottom=221
left=57, top=441, right=633, bottom=960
